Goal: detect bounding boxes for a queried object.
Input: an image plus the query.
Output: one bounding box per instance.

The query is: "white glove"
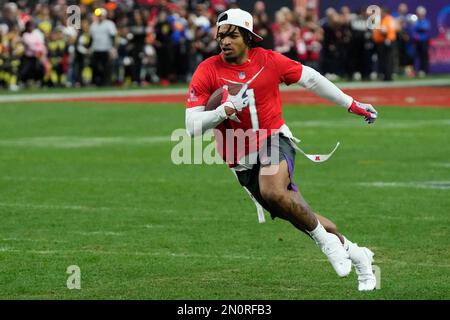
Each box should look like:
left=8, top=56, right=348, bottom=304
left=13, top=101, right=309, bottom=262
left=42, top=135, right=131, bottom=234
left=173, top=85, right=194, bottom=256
left=224, top=84, right=249, bottom=112
left=348, top=100, right=378, bottom=124
left=217, top=101, right=241, bottom=123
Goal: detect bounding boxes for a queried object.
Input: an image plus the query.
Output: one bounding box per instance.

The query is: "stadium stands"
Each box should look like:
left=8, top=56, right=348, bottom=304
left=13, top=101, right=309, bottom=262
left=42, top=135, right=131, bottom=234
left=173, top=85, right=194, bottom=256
left=0, top=0, right=436, bottom=90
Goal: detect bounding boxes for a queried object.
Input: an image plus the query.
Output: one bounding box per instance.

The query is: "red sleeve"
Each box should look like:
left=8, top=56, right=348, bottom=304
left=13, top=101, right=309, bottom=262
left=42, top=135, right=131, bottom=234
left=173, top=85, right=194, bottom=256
left=271, top=51, right=303, bottom=85
left=186, top=62, right=213, bottom=108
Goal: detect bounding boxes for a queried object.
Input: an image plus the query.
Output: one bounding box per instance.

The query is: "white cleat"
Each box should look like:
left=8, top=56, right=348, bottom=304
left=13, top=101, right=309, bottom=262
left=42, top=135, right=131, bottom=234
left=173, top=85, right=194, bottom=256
left=321, top=234, right=352, bottom=277
left=351, top=247, right=376, bottom=291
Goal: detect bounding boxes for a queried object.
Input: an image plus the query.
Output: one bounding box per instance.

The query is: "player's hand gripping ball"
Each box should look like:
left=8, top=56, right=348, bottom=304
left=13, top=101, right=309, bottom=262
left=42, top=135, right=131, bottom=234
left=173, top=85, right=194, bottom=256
left=205, top=83, right=249, bottom=111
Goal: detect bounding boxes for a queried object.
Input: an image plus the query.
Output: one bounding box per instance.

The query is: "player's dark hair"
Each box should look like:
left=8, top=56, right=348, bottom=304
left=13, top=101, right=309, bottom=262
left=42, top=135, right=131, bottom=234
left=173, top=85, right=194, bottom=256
left=216, top=25, right=254, bottom=48
left=237, top=26, right=254, bottom=48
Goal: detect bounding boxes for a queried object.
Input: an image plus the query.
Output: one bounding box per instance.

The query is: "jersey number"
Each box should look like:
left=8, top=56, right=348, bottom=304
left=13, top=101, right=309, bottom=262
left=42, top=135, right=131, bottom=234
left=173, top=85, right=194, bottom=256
left=246, top=89, right=259, bottom=131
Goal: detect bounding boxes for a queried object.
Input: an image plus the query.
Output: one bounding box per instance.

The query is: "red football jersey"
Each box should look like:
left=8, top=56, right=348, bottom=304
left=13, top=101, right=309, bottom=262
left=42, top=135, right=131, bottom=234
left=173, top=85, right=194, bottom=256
left=186, top=47, right=303, bottom=165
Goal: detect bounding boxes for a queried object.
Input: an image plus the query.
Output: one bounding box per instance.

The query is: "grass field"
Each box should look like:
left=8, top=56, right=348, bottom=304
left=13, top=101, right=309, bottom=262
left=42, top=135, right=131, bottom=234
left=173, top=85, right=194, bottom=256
left=0, top=100, right=449, bottom=299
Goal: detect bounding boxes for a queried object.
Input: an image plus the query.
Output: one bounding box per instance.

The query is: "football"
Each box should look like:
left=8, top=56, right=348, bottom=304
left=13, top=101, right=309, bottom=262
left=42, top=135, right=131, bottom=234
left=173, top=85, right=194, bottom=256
left=205, top=83, right=245, bottom=111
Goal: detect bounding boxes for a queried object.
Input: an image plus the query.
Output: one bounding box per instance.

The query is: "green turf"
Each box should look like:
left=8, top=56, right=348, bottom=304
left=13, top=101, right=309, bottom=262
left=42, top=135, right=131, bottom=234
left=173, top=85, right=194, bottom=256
left=0, top=101, right=449, bottom=299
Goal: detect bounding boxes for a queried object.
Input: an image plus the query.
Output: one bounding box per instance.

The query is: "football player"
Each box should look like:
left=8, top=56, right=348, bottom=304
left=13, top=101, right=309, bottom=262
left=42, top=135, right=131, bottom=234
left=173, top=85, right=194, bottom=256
left=185, top=8, right=377, bottom=291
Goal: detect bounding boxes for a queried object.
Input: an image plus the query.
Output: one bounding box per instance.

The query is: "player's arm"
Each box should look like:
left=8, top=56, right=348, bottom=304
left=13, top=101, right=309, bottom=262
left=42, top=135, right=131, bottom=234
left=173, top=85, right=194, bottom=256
left=185, top=63, right=227, bottom=137
left=186, top=62, right=245, bottom=136
left=298, top=66, right=377, bottom=124
left=185, top=103, right=235, bottom=137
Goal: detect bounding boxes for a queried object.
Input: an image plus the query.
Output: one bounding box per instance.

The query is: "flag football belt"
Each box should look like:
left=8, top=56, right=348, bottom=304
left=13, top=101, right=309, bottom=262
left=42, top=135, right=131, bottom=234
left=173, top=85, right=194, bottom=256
left=232, top=137, right=340, bottom=223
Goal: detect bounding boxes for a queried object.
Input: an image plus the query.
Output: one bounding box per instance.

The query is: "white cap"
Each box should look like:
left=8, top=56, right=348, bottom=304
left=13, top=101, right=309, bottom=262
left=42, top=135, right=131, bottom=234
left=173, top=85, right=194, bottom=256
left=217, top=8, right=263, bottom=42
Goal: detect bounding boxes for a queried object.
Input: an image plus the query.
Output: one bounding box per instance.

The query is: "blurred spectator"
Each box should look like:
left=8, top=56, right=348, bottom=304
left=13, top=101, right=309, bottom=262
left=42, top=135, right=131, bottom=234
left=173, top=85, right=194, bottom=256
left=46, top=27, right=67, bottom=87
left=0, top=2, right=22, bottom=31
left=412, top=6, right=431, bottom=76
left=189, top=7, right=218, bottom=77
left=393, top=3, right=415, bottom=77
left=338, top=6, right=353, bottom=80
left=89, top=8, right=117, bottom=86
left=72, top=19, right=91, bottom=87
left=129, top=9, right=148, bottom=84
left=321, top=8, right=342, bottom=79
left=187, top=2, right=218, bottom=80
left=168, top=6, right=189, bottom=82
left=210, top=0, right=228, bottom=14
left=0, top=25, right=24, bottom=90
left=19, top=20, right=47, bottom=87
left=141, top=33, right=159, bottom=84
left=115, top=25, right=133, bottom=85
left=35, top=4, right=52, bottom=37
left=349, top=7, right=374, bottom=80
left=272, top=7, right=297, bottom=60
left=252, top=1, right=274, bottom=50
left=153, top=9, right=172, bottom=85
left=296, top=10, right=322, bottom=70
left=373, top=7, right=397, bottom=81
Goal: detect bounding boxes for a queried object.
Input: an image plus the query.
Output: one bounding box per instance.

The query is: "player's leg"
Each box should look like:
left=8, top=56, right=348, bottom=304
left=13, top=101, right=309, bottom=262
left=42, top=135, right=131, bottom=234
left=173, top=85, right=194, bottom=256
left=259, top=159, right=351, bottom=277
left=314, top=212, right=344, bottom=243
left=285, top=193, right=345, bottom=245
left=259, top=161, right=316, bottom=231
left=258, top=136, right=340, bottom=237
left=288, top=189, right=376, bottom=291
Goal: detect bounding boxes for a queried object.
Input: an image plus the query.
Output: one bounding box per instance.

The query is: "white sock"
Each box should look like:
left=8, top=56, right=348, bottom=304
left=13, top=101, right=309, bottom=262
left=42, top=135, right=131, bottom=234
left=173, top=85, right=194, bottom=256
left=307, top=221, right=329, bottom=247
left=343, top=236, right=359, bottom=260
left=343, top=236, right=351, bottom=251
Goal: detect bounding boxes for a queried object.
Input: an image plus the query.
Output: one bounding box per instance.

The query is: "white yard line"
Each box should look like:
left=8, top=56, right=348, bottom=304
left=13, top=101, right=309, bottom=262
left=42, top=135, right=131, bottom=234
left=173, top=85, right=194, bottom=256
left=0, top=202, right=228, bottom=221
left=358, top=181, right=450, bottom=190
left=289, top=119, right=450, bottom=128
left=1, top=237, right=68, bottom=243
left=0, top=247, right=342, bottom=265
left=1, top=176, right=169, bottom=183
left=0, top=202, right=122, bottom=212
left=0, top=246, right=448, bottom=268
left=70, top=231, right=123, bottom=236
left=0, top=136, right=170, bottom=148
left=0, top=119, right=448, bottom=149
left=381, top=215, right=448, bottom=221
left=432, top=162, right=450, bottom=168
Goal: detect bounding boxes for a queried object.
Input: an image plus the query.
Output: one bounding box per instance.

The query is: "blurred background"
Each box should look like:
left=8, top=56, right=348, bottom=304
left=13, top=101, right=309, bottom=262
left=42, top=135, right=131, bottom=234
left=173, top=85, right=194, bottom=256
left=0, top=0, right=449, bottom=91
